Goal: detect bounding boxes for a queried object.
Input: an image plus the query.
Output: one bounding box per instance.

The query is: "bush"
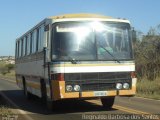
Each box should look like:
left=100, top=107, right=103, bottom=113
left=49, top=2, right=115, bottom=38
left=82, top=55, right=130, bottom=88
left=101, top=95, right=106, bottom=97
left=137, top=78, right=160, bottom=99
left=0, top=63, right=15, bottom=75
left=5, top=64, right=15, bottom=73
left=135, top=35, right=160, bottom=80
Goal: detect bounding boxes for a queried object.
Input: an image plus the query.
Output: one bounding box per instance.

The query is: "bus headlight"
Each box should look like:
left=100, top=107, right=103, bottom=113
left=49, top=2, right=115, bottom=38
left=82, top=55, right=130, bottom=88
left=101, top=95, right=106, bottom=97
left=66, top=85, right=73, bottom=92
left=116, top=83, right=122, bottom=90
left=123, top=83, right=130, bottom=89
left=74, top=85, right=81, bottom=91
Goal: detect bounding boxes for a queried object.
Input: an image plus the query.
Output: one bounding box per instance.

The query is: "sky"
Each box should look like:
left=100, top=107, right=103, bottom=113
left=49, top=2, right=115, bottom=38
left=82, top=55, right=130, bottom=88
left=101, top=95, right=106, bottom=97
left=0, top=0, right=160, bottom=56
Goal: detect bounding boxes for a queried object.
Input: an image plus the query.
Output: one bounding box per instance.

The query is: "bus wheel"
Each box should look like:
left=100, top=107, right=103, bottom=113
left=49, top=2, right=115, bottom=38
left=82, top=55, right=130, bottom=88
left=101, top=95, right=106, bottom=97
left=22, top=78, right=33, bottom=100
left=46, top=99, right=61, bottom=111
left=101, top=96, right=115, bottom=109
left=40, top=79, right=47, bottom=103
left=46, top=99, right=54, bottom=111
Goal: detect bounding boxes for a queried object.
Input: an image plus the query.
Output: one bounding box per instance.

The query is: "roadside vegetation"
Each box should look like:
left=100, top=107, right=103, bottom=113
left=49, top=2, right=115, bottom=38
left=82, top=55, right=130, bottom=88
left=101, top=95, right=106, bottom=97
left=0, top=64, right=18, bottom=119
left=0, top=98, right=18, bottom=119
left=0, top=105, right=13, bottom=116
left=135, top=25, right=160, bottom=100
left=0, top=61, right=15, bottom=80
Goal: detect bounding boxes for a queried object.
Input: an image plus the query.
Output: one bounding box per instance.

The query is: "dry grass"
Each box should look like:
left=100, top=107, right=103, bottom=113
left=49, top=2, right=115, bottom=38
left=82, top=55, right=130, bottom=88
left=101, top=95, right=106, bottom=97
left=0, top=106, right=13, bottom=116
left=0, top=70, right=16, bottom=79
left=136, top=78, right=160, bottom=100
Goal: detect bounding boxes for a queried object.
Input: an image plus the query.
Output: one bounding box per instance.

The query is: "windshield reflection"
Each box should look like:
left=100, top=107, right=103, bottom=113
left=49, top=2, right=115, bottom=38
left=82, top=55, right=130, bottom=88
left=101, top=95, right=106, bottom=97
left=52, top=21, right=133, bottom=61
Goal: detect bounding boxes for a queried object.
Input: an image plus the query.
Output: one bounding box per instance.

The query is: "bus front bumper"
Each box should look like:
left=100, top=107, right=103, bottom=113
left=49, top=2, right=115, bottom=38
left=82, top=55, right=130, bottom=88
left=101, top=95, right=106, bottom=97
left=51, top=79, right=137, bottom=101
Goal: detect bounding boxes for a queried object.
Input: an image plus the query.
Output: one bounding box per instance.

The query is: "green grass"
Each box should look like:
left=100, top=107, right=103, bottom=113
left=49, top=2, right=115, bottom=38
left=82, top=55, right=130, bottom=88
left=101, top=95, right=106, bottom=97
left=0, top=70, right=15, bottom=80
left=136, top=78, right=160, bottom=100
left=0, top=61, right=5, bottom=67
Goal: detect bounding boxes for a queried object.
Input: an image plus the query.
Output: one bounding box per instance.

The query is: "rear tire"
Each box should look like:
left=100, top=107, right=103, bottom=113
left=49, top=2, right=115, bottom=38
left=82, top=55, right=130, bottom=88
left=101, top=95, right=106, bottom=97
left=101, top=96, right=115, bottom=109
left=47, top=100, right=62, bottom=111
left=22, top=77, right=34, bottom=100
left=40, top=79, right=47, bottom=103
left=46, top=99, right=54, bottom=111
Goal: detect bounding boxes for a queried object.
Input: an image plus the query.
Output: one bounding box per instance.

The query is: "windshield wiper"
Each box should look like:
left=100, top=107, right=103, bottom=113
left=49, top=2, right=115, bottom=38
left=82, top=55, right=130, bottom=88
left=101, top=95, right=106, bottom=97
left=57, top=48, right=77, bottom=64
left=68, top=56, right=77, bottom=64
left=98, top=45, right=121, bottom=63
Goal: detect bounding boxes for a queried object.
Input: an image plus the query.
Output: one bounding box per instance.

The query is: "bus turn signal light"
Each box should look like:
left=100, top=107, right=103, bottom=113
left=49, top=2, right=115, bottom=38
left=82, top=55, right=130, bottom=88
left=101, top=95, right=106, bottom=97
left=51, top=73, right=64, bottom=81
left=131, top=72, right=136, bottom=78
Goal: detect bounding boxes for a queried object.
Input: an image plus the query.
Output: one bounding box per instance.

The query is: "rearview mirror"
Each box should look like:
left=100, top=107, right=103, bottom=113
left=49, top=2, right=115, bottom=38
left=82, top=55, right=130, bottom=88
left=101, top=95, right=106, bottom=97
left=131, top=27, right=136, bottom=43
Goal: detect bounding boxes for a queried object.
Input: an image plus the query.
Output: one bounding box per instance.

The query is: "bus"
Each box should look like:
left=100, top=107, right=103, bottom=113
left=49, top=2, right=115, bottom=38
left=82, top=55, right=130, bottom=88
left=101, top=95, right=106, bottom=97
left=15, top=13, right=137, bottom=109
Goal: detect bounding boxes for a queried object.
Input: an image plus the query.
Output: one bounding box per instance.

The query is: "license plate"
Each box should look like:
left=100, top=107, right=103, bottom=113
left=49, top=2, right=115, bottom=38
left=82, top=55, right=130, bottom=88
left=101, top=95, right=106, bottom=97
left=94, top=91, right=107, bottom=96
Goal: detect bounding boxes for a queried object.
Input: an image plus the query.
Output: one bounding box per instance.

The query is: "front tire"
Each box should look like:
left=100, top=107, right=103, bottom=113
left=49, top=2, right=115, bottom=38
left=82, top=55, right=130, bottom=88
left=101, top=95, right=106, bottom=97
left=101, top=96, right=115, bottom=109
left=40, top=79, right=53, bottom=110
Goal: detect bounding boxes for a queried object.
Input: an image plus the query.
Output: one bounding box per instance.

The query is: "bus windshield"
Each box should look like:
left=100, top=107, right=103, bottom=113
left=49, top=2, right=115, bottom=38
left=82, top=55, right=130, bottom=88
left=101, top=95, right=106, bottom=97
left=52, top=21, right=133, bottom=61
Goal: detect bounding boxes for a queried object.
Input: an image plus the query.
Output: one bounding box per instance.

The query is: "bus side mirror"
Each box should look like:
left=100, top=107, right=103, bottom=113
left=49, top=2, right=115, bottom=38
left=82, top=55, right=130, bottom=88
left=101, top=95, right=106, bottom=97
left=44, top=25, right=49, bottom=31
left=131, top=27, right=136, bottom=43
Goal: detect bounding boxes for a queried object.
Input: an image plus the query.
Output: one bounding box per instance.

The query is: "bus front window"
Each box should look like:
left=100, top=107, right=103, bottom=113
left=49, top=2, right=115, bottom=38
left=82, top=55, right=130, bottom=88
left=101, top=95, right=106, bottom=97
left=52, top=22, right=133, bottom=61
left=52, top=22, right=96, bottom=61
left=95, top=22, right=132, bottom=60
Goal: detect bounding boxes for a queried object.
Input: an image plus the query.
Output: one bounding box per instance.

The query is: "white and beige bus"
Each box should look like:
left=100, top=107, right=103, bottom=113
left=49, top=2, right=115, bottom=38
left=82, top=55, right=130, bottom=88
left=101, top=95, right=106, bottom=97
left=15, top=13, right=137, bottom=109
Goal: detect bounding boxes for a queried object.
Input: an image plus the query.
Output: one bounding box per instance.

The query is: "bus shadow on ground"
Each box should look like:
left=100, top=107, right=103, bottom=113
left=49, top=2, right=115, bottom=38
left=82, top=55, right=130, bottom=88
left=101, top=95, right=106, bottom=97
left=0, top=90, right=118, bottom=115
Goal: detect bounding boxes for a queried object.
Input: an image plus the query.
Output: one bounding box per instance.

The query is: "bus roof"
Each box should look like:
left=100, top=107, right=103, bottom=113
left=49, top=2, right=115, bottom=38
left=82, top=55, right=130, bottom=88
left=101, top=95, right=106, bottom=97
left=48, top=13, right=113, bottom=19
left=16, top=13, right=130, bottom=41
left=48, top=13, right=130, bottom=24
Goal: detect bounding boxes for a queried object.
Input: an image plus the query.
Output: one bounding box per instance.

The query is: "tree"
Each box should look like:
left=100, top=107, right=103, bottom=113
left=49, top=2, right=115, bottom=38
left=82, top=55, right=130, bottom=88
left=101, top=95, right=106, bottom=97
left=135, top=26, right=160, bottom=80
left=0, top=66, right=8, bottom=75
left=5, top=64, right=15, bottom=73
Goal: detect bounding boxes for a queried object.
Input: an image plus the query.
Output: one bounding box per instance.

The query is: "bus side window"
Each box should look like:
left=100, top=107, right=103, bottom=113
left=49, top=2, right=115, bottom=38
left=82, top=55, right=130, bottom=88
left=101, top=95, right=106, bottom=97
left=19, top=40, right=22, bottom=58
left=31, top=32, right=34, bottom=53
left=21, top=39, right=23, bottom=57
left=23, top=37, right=26, bottom=56
left=27, top=34, right=31, bottom=55
left=25, top=36, right=27, bottom=55
left=38, top=25, right=44, bottom=51
left=36, top=28, right=39, bottom=52
left=15, top=42, right=18, bottom=58
left=38, top=27, right=41, bottom=51
left=17, top=41, right=20, bottom=58
left=30, top=33, right=33, bottom=54
left=32, top=30, right=37, bottom=53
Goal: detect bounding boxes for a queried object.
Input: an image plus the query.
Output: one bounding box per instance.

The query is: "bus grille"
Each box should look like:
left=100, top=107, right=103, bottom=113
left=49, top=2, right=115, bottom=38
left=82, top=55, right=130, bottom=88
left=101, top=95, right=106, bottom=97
left=64, top=72, right=131, bottom=91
